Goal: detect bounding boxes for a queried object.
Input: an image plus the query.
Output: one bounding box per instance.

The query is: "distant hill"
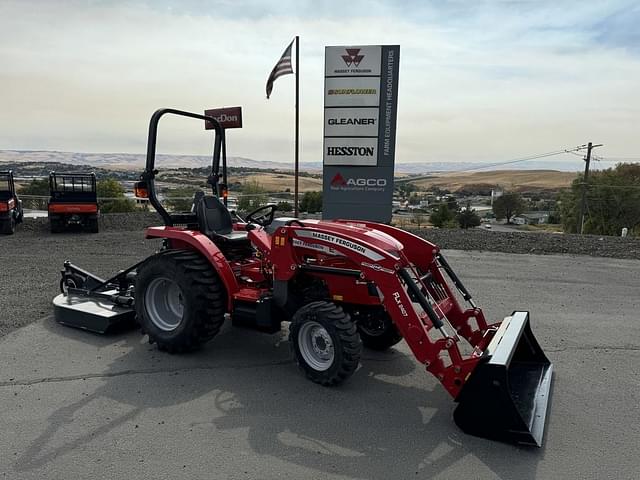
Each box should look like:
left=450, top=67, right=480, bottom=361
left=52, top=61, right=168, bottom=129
left=407, top=169, right=577, bottom=192
left=0, top=149, right=583, bottom=174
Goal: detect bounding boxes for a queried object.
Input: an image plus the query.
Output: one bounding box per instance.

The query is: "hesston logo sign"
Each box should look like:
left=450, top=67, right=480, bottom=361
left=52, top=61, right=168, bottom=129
left=204, top=106, right=243, bottom=129
left=330, top=172, right=387, bottom=191
left=327, top=146, right=375, bottom=156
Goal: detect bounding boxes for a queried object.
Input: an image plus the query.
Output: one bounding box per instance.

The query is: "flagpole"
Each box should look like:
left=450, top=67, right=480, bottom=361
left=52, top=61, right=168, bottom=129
left=294, top=35, right=300, bottom=218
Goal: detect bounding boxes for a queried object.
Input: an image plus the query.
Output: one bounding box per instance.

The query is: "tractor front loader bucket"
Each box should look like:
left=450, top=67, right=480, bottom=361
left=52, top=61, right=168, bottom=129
left=453, top=311, right=553, bottom=446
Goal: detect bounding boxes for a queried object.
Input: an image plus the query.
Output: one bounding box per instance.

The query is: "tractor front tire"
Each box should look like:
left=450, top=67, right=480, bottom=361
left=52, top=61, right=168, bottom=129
left=290, top=301, right=362, bottom=386
left=136, top=249, right=226, bottom=353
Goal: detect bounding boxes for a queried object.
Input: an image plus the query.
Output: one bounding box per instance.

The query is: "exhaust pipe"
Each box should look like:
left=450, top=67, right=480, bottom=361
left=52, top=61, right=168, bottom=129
left=453, top=311, right=553, bottom=446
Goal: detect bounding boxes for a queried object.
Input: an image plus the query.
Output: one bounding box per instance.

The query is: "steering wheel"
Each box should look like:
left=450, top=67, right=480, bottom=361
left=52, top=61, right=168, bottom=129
left=245, top=204, right=277, bottom=227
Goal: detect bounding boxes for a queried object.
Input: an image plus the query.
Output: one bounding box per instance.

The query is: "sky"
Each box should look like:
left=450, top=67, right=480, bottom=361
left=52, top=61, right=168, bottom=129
left=1, top=0, right=639, bottom=166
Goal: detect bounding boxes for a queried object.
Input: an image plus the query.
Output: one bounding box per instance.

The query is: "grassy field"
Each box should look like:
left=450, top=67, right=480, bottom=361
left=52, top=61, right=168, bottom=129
left=408, top=169, right=577, bottom=191
left=232, top=172, right=323, bottom=193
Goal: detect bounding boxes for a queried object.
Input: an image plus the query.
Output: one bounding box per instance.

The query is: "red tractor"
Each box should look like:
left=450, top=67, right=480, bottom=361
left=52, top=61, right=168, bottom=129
left=53, top=109, right=552, bottom=446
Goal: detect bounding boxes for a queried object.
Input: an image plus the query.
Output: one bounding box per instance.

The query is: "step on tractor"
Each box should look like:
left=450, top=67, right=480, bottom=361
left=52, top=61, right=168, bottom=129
left=53, top=108, right=553, bottom=446
left=0, top=170, right=24, bottom=235
left=48, top=171, right=99, bottom=233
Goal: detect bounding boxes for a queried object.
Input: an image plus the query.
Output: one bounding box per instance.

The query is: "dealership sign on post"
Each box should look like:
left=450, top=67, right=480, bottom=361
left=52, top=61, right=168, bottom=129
left=322, top=45, right=400, bottom=223
left=204, top=106, right=243, bottom=130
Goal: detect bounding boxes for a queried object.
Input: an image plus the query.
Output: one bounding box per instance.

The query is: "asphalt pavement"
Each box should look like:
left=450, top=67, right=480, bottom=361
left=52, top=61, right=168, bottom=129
left=1, top=242, right=639, bottom=479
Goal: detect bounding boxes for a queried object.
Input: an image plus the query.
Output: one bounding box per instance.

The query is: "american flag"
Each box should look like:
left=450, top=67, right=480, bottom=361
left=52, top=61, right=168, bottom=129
left=266, top=39, right=294, bottom=99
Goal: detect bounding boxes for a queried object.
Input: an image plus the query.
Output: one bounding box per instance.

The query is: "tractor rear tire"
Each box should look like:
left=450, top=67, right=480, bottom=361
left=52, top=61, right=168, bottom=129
left=353, top=307, right=403, bottom=351
left=0, top=217, right=15, bottom=235
left=290, top=301, right=362, bottom=386
left=136, top=249, right=226, bottom=353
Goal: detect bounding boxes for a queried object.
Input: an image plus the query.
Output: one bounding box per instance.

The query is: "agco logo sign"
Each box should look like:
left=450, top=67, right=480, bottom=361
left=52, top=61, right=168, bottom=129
left=330, top=172, right=387, bottom=192
left=341, top=48, right=365, bottom=67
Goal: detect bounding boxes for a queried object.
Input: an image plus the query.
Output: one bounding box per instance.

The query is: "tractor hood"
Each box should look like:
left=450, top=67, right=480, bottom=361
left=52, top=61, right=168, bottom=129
left=301, top=219, right=404, bottom=259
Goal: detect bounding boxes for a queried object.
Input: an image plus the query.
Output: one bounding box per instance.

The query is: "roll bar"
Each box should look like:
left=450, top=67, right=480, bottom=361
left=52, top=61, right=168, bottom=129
left=141, top=108, right=223, bottom=227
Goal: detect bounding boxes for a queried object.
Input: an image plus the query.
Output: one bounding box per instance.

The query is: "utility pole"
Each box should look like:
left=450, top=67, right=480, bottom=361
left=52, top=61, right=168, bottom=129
left=578, top=142, right=603, bottom=234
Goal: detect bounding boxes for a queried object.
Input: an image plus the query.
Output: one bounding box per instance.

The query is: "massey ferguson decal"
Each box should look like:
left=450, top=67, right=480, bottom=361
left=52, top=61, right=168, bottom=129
left=294, top=230, right=385, bottom=261
left=292, top=238, right=344, bottom=256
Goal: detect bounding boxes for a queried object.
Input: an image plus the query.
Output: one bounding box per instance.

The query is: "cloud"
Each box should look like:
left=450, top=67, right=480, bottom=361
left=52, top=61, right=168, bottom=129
left=0, top=0, right=638, bottom=164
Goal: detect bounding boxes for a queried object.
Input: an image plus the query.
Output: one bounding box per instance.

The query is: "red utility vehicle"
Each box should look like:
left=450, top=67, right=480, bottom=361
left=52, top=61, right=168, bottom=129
left=48, top=171, right=99, bottom=233
left=0, top=170, right=23, bottom=235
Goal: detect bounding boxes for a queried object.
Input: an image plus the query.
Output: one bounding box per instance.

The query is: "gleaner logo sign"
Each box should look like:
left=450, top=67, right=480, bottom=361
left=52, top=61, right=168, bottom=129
left=327, top=117, right=376, bottom=126
left=341, top=48, right=365, bottom=67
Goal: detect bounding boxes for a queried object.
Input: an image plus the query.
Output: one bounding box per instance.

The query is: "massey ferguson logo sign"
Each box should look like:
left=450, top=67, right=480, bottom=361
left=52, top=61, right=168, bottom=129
left=330, top=172, right=387, bottom=192
left=342, top=48, right=364, bottom=67
left=204, top=106, right=243, bottom=129
left=326, top=45, right=379, bottom=76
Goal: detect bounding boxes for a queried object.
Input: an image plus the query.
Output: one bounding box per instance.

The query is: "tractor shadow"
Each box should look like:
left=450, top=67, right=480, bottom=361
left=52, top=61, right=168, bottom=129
left=15, top=319, right=544, bottom=479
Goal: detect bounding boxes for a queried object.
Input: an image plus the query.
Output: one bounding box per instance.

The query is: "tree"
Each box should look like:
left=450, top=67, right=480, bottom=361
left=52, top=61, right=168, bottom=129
left=559, top=163, right=640, bottom=235
left=97, top=178, right=136, bottom=213
left=457, top=202, right=481, bottom=229
left=276, top=201, right=293, bottom=213
left=18, top=178, right=50, bottom=209
left=408, top=194, right=421, bottom=206
left=429, top=204, right=454, bottom=228
left=19, top=178, right=49, bottom=196
left=300, top=191, right=322, bottom=213
left=238, top=181, right=268, bottom=213
left=396, top=183, right=416, bottom=199
left=493, top=192, right=525, bottom=223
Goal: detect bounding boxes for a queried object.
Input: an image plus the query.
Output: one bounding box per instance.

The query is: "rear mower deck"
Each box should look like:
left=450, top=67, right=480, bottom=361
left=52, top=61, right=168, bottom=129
left=53, top=292, right=135, bottom=334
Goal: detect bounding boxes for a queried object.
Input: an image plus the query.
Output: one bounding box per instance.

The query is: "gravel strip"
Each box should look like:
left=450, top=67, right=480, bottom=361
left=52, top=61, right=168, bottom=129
left=410, top=228, right=640, bottom=260
left=12, top=213, right=640, bottom=259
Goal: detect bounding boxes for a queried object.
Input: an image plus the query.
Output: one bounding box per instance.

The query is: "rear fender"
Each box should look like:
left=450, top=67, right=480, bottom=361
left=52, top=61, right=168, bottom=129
left=145, top=226, right=238, bottom=310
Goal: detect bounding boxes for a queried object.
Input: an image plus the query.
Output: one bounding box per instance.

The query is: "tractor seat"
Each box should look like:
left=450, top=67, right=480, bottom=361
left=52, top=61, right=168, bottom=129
left=195, top=195, right=249, bottom=243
